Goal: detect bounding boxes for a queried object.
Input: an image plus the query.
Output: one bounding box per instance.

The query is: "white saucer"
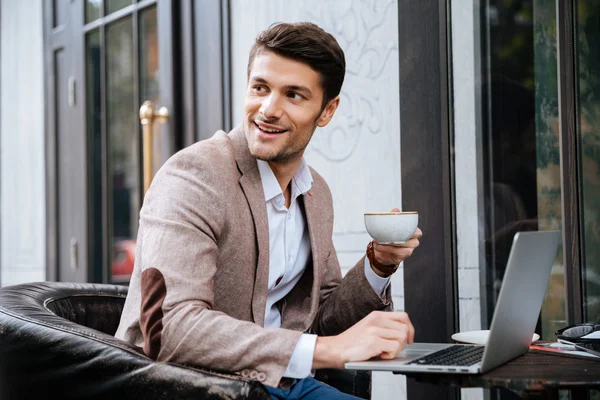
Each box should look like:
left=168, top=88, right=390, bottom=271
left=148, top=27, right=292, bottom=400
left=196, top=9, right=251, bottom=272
left=451, top=330, right=540, bottom=345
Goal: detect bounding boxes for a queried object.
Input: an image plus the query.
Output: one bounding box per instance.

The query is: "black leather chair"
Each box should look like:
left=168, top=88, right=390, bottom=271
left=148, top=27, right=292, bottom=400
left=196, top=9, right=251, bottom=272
left=0, top=282, right=370, bottom=399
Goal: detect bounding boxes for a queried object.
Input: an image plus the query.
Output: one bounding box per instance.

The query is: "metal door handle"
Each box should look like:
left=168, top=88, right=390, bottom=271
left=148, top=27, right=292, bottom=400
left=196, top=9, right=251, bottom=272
left=139, top=100, right=169, bottom=194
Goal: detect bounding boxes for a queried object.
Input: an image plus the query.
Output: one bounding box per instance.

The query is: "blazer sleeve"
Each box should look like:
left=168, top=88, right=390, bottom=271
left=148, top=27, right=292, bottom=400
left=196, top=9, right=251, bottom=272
left=136, top=149, right=300, bottom=388
left=309, top=247, right=394, bottom=337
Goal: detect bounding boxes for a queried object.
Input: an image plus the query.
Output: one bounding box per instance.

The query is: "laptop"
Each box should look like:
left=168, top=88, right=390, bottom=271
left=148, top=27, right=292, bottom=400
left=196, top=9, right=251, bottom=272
left=345, top=230, right=561, bottom=375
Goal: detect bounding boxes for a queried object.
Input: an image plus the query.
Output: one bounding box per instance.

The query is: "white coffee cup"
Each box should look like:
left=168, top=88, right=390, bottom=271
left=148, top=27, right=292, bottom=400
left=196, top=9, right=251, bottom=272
left=364, top=212, right=419, bottom=244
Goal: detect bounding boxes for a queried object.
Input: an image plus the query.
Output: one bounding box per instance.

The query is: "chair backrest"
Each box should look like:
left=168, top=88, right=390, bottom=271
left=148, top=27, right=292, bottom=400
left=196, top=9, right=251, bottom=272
left=44, top=290, right=126, bottom=335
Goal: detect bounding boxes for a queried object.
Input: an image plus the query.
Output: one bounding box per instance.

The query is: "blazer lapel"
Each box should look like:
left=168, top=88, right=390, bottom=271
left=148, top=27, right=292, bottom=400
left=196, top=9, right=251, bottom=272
left=230, top=127, right=270, bottom=327
left=298, top=189, right=322, bottom=330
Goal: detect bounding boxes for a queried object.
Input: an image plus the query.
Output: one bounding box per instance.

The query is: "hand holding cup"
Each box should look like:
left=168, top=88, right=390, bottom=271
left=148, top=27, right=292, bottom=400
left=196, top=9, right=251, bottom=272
left=364, top=208, right=422, bottom=272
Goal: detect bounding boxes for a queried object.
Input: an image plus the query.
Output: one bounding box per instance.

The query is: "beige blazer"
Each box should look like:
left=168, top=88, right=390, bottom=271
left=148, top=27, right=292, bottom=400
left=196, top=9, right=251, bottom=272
left=115, top=126, right=393, bottom=388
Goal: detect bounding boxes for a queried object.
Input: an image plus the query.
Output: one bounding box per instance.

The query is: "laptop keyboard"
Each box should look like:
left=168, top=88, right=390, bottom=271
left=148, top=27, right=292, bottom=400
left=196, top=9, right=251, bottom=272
left=407, top=345, right=484, bottom=366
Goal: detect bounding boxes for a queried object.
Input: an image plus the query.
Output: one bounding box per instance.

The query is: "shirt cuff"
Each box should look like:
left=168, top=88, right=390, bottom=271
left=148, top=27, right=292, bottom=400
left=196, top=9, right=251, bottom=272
left=364, top=256, right=391, bottom=297
left=283, top=333, right=317, bottom=379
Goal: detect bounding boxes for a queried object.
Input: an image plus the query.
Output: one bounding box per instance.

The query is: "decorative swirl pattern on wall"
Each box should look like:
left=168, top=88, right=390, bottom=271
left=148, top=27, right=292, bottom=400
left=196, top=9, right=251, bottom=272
left=303, top=0, right=398, bottom=161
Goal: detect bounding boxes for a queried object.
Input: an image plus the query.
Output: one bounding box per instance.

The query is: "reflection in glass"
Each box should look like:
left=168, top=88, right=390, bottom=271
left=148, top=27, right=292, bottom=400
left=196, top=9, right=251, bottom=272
left=533, top=0, right=564, bottom=340
left=481, top=0, right=564, bottom=340
left=86, top=0, right=102, bottom=23
left=106, top=17, right=138, bottom=283
left=577, top=1, right=600, bottom=322
left=106, top=0, right=132, bottom=15
left=86, top=30, right=103, bottom=283
left=139, top=6, right=162, bottom=178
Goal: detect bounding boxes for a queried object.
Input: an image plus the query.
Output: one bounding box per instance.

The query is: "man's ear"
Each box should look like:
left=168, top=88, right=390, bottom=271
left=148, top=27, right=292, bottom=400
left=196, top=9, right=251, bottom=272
left=316, top=96, right=340, bottom=128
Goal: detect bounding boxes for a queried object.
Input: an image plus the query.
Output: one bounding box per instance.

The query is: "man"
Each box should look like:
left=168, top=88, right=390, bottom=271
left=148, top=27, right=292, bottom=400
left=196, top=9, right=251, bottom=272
left=116, top=22, right=422, bottom=399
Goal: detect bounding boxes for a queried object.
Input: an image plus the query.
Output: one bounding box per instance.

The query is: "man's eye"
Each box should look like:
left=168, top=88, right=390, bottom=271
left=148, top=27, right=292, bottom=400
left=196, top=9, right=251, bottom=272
left=288, top=92, right=303, bottom=100
left=253, top=85, right=266, bottom=92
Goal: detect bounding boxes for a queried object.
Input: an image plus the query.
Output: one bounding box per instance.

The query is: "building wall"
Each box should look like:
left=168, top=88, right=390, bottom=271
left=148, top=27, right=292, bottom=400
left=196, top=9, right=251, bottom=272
left=231, top=1, right=406, bottom=398
left=0, top=0, right=46, bottom=286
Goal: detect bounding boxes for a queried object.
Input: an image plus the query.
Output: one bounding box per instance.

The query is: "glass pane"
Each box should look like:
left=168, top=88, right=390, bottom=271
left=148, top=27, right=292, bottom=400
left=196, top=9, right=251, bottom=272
left=106, top=0, right=132, bottom=15
left=86, top=29, right=104, bottom=283
left=577, top=1, right=600, bottom=322
left=139, top=6, right=161, bottom=178
left=106, top=17, right=138, bottom=283
left=480, top=0, right=565, bottom=340
left=86, top=0, right=102, bottom=23
left=140, top=6, right=159, bottom=104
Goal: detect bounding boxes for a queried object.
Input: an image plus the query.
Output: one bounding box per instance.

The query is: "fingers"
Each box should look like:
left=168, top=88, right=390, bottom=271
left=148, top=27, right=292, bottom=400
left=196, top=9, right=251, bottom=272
left=366, top=317, right=414, bottom=359
left=365, top=311, right=415, bottom=345
left=332, top=311, right=416, bottom=367
left=382, top=311, right=415, bottom=344
left=376, top=336, right=407, bottom=359
left=368, top=327, right=409, bottom=346
left=366, top=314, right=408, bottom=333
left=357, top=327, right=408, bottom=361
left=376, top=228, right=423, bottom=249
left=377, top=239, right=419, bottom=250
left=373, top=243, right=416, bottom=265
left=372, top=226, right=421, bottom=265
left=384, top=312, right=415, bottom=344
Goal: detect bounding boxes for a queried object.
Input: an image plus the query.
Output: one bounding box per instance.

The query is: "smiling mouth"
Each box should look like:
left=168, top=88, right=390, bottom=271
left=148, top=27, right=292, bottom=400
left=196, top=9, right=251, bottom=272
left=255, top=121, right=287, bottom=134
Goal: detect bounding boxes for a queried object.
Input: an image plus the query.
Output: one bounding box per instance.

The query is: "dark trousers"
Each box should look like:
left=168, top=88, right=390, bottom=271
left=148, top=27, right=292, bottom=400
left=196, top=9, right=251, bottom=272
left=265, top=377, right=362, bottom=400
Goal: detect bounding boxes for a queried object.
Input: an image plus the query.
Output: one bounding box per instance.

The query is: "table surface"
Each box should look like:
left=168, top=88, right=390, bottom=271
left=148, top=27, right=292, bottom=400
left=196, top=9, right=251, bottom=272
left=399, top=351, right=600, bottom=393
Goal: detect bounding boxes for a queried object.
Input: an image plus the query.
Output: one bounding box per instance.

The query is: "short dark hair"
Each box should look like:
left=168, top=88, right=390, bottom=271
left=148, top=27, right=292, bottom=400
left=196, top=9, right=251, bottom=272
left=247, top=22, right=346, bottom=107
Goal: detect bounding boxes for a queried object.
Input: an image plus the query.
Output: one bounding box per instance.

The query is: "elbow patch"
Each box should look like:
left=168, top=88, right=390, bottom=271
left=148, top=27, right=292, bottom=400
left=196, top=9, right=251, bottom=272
left=140, top=268, right=167, bottom=359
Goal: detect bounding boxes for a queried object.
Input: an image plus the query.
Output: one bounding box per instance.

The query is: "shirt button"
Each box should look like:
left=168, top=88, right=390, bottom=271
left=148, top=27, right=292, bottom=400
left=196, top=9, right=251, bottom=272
left=241, top=369, right=250, bottom=378
left=287, top=213, right=292, bottom=220
left=257, top=372, right=267, bottom=382
left=250, top=370, right=259, bottom=380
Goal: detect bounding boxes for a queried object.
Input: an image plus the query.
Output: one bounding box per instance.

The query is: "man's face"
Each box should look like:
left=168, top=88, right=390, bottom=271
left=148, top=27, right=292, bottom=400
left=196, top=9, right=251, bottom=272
left=244, top=50, right=338, bottom=165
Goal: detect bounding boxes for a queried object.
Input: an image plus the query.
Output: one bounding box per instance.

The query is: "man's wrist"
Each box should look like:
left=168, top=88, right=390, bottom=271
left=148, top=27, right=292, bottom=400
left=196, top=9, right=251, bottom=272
left=313, top=336, right=341, bottom=369
left=370, top=262, right=393, bottom=278
left=366, top=241, right=399, bottom=277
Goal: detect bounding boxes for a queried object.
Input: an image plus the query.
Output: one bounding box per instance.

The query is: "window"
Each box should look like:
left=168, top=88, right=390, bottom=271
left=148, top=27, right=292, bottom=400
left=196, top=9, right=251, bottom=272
left=576, top=0, right=600, bottom=322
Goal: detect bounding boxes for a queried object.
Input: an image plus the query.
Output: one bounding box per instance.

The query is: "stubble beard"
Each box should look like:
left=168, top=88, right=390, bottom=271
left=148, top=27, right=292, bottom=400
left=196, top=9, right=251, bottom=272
left=249, top=137, right=304, bottom=164
left=246, top=113, right=321, bottom=164
left=247, top=124, right=317, bottom=165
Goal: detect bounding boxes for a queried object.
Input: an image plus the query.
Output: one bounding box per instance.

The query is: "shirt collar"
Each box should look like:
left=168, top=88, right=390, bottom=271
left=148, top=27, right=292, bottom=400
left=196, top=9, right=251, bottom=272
left=257, top=159, right=313, bottom=203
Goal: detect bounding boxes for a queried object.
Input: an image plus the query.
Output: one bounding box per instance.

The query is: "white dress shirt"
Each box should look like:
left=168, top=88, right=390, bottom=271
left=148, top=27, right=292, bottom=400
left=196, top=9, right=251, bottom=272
left=257, top=159, right=391, bottom=379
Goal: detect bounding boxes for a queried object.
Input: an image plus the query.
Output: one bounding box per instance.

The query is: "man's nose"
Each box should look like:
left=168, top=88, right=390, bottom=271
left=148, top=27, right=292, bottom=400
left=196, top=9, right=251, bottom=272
left=259, top=94, right=283, bottom=120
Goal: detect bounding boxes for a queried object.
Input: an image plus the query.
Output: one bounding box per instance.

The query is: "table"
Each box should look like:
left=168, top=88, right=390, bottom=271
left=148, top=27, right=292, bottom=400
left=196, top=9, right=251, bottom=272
left=398, top=351, right=600, bottom=399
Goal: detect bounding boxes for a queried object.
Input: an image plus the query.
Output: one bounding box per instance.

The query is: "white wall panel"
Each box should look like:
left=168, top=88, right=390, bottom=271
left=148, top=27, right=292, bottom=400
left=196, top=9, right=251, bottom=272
left=0, top=0, right=46, bottom=286
left=452, top=0, right=484, bottom=334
